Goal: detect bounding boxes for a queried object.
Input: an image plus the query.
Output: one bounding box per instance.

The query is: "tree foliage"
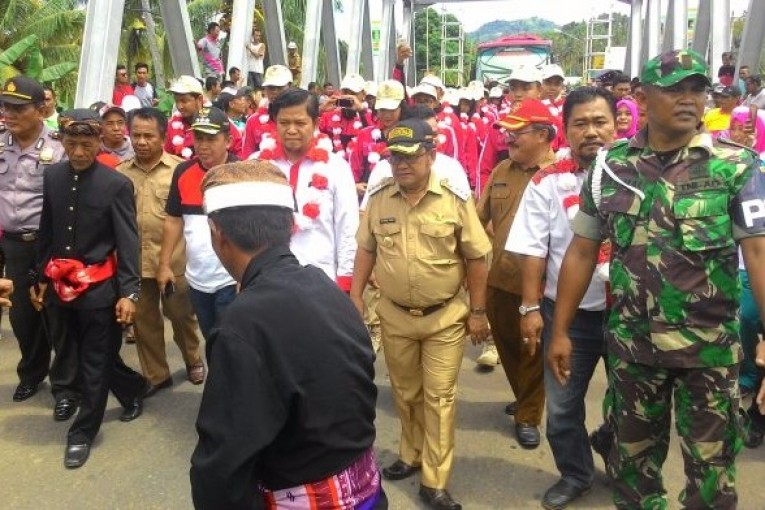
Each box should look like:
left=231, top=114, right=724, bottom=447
left=414, top=8, right=476, bottom=86
left=0, top=1, right=84, bottom=105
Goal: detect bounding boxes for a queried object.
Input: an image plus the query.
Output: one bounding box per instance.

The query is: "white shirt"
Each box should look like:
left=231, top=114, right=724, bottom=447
left=505, top=168, right=607, bottom=311
left=359, top=153, right=470, bottom=210
left=247, top=42, right=265, bottom=74
left=267, top=153, right=359, bottom=284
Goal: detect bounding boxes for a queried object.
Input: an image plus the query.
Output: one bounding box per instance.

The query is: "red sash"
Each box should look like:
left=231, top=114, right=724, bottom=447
left=44, top=253, right=117, bottom=302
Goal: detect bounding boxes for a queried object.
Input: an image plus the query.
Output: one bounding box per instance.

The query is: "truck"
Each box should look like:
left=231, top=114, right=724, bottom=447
left=474, top=34, right=553, bottom=84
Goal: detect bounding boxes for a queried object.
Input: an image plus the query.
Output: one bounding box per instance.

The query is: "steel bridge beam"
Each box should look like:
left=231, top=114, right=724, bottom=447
left=159, top=0, right=200, bottom=79
left=75, top=0, right=125, bottom=108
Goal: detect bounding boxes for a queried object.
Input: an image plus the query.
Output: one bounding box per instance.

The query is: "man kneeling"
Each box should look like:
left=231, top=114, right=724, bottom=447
left=190, top=161, right=385, bottom=509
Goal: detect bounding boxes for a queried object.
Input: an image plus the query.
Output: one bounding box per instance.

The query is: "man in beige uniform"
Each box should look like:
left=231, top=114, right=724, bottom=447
left=476, top=100, right=558, bottom=448
left=117, top=108, right=202, bottom=396
left=351, top=119, right=491, bottom=510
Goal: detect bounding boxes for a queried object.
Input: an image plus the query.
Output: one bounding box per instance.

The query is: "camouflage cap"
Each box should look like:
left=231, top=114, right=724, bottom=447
left=640, top=49, right=711, bottom=88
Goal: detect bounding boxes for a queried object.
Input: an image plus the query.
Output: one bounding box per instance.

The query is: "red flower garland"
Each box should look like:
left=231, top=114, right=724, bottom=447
left=311, top=173, right=329, bottom=190
left=302, top=203, right=321, bottom=219
left=258, top=137, right=329, bottom=163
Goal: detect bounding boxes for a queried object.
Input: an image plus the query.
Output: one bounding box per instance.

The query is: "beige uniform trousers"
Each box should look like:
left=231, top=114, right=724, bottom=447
left=363, top=283, right=381, bottom=327
left=134, top=276, right=201, bottom=384
left=378, top=293, right=468, bottom=489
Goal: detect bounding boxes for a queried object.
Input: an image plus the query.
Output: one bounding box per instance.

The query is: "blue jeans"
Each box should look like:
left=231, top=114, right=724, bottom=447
left=188, top=285, right=237, bottom=341
left=542, top=297, right=606, bottom=489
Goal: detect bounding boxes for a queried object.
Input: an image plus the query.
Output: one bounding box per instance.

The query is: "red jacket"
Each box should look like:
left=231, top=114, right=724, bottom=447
left=240, top=107, right=276, bottom=159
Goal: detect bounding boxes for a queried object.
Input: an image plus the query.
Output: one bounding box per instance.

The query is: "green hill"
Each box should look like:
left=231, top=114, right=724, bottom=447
left=468, top=17, right=558, bottom=43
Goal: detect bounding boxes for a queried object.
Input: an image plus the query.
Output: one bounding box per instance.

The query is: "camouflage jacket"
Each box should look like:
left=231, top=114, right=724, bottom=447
left=572, top=129, right=765, bottom=368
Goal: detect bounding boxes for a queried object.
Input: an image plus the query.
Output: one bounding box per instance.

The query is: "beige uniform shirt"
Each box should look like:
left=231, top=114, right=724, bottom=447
left=117, top=152, right=186, bottom=278
left=358, top=171, right=491, bottom=308
left=476, top=151, right=556, bottom=295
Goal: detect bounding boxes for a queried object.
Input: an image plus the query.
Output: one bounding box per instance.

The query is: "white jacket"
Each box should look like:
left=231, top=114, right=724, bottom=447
left=269, top=153, right=359, bottom=290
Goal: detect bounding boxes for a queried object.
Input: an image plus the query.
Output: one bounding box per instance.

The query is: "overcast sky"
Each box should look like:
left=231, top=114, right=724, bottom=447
left=348, top=0, right=751, bottom=37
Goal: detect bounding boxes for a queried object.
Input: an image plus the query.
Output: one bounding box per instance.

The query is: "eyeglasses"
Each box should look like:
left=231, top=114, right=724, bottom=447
left=503, top=128, right=542, bottom=142
left=389, top=149, right=426, bottom=165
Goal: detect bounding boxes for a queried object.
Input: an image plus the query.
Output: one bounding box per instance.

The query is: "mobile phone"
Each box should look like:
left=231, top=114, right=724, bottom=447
left=163, top=282, right=176, bottom=298
left=338, top=98, right=354, bottom=108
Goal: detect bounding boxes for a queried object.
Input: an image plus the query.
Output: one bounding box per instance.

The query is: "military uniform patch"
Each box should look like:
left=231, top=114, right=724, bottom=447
left=367, top=177, right=394, bottom=196
left=440, top=178, right=471, bottom=201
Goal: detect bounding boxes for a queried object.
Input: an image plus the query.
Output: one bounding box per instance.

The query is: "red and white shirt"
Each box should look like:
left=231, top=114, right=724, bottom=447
left=255, top=139, right=359, bottom=290
left=505, top=159, right=607, bottom=311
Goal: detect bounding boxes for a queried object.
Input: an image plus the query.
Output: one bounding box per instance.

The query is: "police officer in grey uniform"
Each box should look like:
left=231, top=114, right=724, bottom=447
left=0, top=76, right=77, bottom=420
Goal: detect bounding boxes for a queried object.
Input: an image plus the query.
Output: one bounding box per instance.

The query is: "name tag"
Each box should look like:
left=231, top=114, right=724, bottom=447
left=379, top=217, right=396, bottom=224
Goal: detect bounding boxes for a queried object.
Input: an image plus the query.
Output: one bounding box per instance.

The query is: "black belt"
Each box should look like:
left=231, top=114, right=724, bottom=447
left=391, top=300, right=447, bottom=317
left=3, top=231, right=38, bottom=242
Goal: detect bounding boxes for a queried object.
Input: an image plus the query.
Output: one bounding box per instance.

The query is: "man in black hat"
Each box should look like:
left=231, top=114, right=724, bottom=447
left=351, top=119, right=491, bottom=510
left=33, top=108, right=148, bottom=468
left=0, top=75, right=73, bottom=417
left=157, top=107, right=238, bottom=353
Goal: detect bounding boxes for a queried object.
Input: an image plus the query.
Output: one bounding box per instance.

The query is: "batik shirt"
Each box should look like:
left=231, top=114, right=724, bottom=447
left=572, top=129, right=765, bottom=368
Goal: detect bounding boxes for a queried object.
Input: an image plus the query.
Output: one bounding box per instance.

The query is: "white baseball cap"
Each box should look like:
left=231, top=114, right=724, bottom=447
left=340, top=73, right=366, bottom=93
left=262, top=65, right=293, bottom=87
left=411, top=83, right=438, bottom=100
left=508, top=66, right=542, bottom=84
left=542, top=64, right=566, bottom=80
left=364, top=81, right=378, bottom=97
left=287, top=41, right=297, bottom=49
left=420, top=74, right=445, bottom=92
left=375, top=80, right=405, bottom=110
left=169, top=75, right=204, bottom=96
left=489, top=86, right=504, bottom=99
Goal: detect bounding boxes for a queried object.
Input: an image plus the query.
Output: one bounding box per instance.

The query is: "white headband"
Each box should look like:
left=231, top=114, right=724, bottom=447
left=203, top=182, right=295, bottom=214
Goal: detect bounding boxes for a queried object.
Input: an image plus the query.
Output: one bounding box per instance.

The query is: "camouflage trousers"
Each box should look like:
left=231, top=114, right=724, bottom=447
left=605, top=355, right=742, bottom=510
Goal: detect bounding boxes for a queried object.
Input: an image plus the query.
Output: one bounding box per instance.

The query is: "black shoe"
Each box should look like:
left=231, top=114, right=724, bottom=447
left=589, top=424, right=612, bottom=470
left=144, top=377, right=172, bottom=399
left=418, top=485, right=462, bottom=510
left=515, top=423, right=540, bottom=448
left=119, top=396, right=144, bottom=422
left=54, top=398, right=78, bottom=421
left=12, top=383, right=38, bottom=402
left=381, top=459, right=420, bottom=481
left=64, top=443, right=91, bottom=469
left=504, top=401, right=517, bottom=415
left=542, top=479, right=590, bottom=510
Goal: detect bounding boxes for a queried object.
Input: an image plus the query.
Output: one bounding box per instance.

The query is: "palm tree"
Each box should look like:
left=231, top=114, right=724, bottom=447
left=0, top=0, right=84, bottom=105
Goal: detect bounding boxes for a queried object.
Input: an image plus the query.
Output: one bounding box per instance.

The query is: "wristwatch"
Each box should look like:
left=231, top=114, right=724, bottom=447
left=518, top=304, right=541, bottom=316
left=126, top=293, right=139, bottom=303
left=470, top=308, right=486, bottom=316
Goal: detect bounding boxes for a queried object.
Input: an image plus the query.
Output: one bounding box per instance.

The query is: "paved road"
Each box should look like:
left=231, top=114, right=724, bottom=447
left=0, top=320, right=763, bottom=509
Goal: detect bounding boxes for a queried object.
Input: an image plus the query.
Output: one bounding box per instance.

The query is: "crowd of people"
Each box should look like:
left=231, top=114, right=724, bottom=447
left=1, top=31, right=765, bottom=510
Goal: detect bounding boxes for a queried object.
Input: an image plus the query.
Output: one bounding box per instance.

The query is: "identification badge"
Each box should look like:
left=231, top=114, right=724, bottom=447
left=39, top=147, right=54, bottom=162
left=381, top=236, right=394, bottom=248
left=379, top=217, right=396, bottom=224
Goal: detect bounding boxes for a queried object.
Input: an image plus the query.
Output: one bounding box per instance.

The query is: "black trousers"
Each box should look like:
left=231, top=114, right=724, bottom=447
left=0, top=238, right=76, bottom=399
left=55, top=304, right=146, bottom=445
left=247, top=71, right=263, bottom=88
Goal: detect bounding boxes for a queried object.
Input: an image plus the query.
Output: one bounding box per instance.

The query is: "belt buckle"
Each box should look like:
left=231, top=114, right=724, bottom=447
left=21, top=232, right=36, bottom=242
left=408, top=308, right=424, bottom=317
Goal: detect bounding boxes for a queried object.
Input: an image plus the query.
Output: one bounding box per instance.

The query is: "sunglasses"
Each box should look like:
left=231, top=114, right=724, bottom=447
left=389, top=149, right=426, bottom=165
left=503, top=128, right=543, bottom=142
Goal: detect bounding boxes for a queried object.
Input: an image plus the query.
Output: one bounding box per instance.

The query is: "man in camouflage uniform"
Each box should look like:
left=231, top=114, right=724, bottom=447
left=547, top=49, right=765, bottom=509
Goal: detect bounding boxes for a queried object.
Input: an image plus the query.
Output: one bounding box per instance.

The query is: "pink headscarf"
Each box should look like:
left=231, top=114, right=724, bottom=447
left=616, top=99, right=639, bottom=139
left=728, top=106, right=765, bottom=154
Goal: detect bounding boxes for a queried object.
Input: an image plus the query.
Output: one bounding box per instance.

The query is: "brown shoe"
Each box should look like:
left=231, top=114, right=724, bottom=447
left=187, top=363, right=206, bottom=385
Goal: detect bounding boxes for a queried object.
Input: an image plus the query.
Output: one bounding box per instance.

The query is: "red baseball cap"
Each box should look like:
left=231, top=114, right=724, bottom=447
left=495, top=99, right=555, bottom=131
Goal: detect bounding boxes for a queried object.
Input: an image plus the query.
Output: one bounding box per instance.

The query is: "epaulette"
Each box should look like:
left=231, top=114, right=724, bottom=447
left=367, top=177, right=394, bottom=196
left=716, top=137, right=759, bottom=158
left=440, top=177, right=471, bottom=201
left=48, top=130, right=61, bottom=140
